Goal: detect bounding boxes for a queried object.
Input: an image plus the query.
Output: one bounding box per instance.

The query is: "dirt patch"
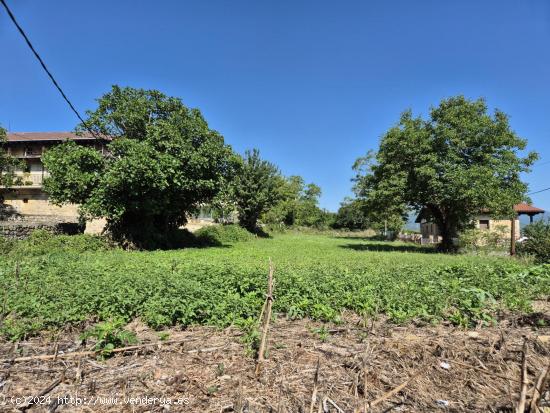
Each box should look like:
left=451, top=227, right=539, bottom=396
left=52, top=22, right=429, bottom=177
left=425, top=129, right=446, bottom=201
left=1, top=314, right=549, bottom=412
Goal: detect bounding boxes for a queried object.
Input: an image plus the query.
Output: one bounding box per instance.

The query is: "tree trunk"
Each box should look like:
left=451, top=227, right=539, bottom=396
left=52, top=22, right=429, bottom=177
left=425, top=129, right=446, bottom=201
left=438, top=222, right=456, bottom=252
left=428, top=205, right=457, bottom=252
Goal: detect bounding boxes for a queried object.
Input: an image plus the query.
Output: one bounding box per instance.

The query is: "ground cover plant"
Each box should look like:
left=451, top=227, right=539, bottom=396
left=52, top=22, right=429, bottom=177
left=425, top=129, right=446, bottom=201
left=517, top=220, right=550, bottom=263
left=0, top=232, right=548, bottom=340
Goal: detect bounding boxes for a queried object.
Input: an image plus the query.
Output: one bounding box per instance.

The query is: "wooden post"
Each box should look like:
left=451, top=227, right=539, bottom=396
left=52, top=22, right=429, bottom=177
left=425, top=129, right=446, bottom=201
left=255, top=258, right=274, bottom=376
left=510, top=215, right=516, bottom=256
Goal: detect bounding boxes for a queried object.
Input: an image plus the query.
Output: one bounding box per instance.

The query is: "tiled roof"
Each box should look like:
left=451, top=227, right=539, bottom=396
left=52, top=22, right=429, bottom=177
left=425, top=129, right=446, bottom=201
left=514, top=203, right=545, bottom=214
left=416, top=203, right=545, bottom=222
left=5, top=132, right=100, bottom=142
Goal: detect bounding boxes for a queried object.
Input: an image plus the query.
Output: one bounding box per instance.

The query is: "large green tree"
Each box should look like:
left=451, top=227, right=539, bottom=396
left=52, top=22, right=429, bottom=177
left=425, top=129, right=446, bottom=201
left=354, top=96, right=537, bottom=251
left=333, top=198, right=370, bottom=230
left=233, top=149, right=281, bottom=233
left=262, top=176, right=327, bottom=227
left=43, top=86, right=237, bottom=248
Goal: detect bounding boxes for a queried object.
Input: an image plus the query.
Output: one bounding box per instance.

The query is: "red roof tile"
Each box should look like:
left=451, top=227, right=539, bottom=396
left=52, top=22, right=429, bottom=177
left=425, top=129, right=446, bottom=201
left=514, top=203, right=545, bottom=214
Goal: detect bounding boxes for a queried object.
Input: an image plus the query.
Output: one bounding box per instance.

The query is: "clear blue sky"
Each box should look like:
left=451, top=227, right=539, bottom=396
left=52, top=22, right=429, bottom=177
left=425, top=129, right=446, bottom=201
left=1, top=0, right=550, bottom=212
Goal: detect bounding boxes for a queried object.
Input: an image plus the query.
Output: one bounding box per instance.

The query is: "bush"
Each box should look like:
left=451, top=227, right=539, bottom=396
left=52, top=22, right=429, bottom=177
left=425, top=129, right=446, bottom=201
left=0, top=236, right=16, bottom=255
left=459, top=226, right=509, bottom=253
left=8, top=230, right=113, bottom=259
left=517, top=220, right=550, bottom=263
left=195, top=224, right=254, bottom=246
left=80, top=319, right=137, bottom=359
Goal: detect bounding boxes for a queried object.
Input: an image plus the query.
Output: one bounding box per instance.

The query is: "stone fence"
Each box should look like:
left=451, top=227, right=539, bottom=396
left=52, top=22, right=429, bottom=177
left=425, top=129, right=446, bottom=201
left=0, top=214, right=81, bottom=240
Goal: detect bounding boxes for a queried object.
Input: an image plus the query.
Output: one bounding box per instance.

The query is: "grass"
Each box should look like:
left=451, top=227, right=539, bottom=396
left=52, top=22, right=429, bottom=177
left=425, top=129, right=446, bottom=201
left=0, top=231, right=549, bottom=340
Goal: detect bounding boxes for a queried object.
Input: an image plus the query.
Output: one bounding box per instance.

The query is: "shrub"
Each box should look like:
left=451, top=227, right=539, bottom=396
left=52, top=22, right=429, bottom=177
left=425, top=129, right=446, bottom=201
left=0, top=236, right=15, bottom=255
left=195, top=224, right=254, bottom=246
left=8, top=229, right=113, bottom=259
left=80, top=319, right=137, bottom=358
left=517, top=220, right=550, bottom=263
left=459, top=226, right=508, bottom=253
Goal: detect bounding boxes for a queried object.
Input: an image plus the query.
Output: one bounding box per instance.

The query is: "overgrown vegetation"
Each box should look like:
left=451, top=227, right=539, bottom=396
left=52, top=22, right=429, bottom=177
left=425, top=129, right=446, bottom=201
left=517, top=220, right=550, bottom=263
left=458, top=225, right=509, bottom=254
left=195, top=224, right=254, bottom=245
left=261, top=175, right=334, bottom=229
left=0, top=232, right=548, bottom=340
left=352, top=96, right=537, bottom=251
left=0, top=230, right=113, bottom=259
left=80, top=319, right=137, bottom=358
left=42, top=86, right=238, bottom=249
left=232, top=149, right=281, bottom=233
left=332, top=198, right=370, bottom=231
left=0, top=125, right=24, bottom=190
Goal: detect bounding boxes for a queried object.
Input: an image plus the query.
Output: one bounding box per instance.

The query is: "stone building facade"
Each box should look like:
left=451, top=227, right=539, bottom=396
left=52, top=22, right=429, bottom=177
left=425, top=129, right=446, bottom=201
left=416, top=203, right=545, bottom=245
left=1, top=132, right=108, bottom=234
left=1, top=131, right=217, bottom=236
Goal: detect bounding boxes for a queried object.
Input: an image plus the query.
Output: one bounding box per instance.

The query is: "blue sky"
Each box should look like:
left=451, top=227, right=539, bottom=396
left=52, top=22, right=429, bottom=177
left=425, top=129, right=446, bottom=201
left=1, top=0, right=550, bottom=212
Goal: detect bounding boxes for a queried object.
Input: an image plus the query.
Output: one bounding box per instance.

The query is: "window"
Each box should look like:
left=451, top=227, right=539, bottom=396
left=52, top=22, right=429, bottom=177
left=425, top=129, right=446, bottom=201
left=23, top=198, right=29, bottom=204
left=479, top=219, right=490, bottom=230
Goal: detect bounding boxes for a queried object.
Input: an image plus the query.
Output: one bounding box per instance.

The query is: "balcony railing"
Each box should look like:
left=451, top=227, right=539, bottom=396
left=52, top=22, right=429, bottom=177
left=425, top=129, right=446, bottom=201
left=1, top=172, right=48, bottom=188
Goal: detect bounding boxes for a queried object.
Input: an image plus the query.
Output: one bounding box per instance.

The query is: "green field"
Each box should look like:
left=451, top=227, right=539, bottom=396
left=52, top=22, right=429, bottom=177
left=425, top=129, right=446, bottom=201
left=1, top=231, right=549, bottom=339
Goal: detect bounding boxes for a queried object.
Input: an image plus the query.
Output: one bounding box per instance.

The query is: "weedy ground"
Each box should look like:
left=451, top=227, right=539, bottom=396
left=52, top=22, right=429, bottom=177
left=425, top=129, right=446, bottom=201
left=1, top=231, right=549, bottom=412
left=0, top=231, right=548, bottom=339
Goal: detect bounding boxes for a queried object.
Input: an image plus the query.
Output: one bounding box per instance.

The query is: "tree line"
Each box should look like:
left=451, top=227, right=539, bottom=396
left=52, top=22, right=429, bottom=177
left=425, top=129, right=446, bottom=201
left=1, top=86, right=333, bottom=248
left=1, top=87, right=538, bottom=251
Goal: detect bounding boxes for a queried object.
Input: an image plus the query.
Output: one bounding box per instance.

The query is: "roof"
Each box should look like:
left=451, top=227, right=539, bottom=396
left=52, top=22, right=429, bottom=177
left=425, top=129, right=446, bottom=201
left=414, top=208, right=431, bottom=223
left=416, top=203, right=545, bottom=223
left=5, top=131, right=102, bottom=142
left=514, top=203, right=545, bottom=214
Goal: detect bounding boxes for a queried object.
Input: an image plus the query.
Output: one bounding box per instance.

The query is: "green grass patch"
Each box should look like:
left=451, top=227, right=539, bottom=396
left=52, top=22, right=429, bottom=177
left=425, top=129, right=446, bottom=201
left=0, top=233, right=548, bottom=340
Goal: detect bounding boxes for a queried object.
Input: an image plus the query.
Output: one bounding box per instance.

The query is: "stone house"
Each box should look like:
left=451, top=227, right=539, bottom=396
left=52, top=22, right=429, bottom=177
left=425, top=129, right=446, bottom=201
left=1, top=132, right=109, bottom=233
left=416, top=203, right=545, bottom=245
left=1, top=131, right=218, bottom=235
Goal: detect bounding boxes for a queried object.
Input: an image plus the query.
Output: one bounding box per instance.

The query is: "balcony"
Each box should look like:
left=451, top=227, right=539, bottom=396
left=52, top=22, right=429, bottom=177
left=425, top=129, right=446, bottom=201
left=1, top=173, right=48, bottom=188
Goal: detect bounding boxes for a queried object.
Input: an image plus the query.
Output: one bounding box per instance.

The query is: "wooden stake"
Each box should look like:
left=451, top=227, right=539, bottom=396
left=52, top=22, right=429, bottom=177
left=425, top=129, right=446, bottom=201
left=52, top=339, right=59, bottom=362
left=255, top=258, right=274, bottom=376
left=15, top=261, right=20, bottom=285
left=363, top=355, right=369, bottom=412
left=309, top=357, right=321, bottom=413
left=516, top=339, right=528, bottom=413
left=510, top=214, right=517, bottom=256
left=529, top=362, right=550, bottom=412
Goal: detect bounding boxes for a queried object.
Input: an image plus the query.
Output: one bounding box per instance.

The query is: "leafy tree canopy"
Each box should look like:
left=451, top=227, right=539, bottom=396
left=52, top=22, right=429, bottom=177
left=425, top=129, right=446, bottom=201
left=353, top=96, right=537, bottom=250
left=0, top=126, right=23, bottom=190
left=233, top=148, right=281, bottom=233
left=332, top=198, right=370, bottom=230
left=43, top=86, right=238, bottom=248
left=262, top=175, right=331, bottom=228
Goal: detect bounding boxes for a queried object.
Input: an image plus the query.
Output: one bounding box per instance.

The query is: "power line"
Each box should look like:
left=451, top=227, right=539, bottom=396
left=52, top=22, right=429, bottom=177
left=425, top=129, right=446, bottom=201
left=0, top=0, right=98, bottom=139
left=528, top=186, right=550, bottom=195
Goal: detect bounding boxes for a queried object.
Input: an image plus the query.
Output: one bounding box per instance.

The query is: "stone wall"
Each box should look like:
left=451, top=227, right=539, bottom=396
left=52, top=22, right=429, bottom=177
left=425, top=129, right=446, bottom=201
left=2, top=191, right=79, bottom=217
left=0, top=214, right=82, bottom=240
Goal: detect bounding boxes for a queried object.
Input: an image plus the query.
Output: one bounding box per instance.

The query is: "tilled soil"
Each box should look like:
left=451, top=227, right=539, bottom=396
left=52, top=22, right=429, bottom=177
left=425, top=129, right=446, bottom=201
left=1, top=312, right=550, bottom=413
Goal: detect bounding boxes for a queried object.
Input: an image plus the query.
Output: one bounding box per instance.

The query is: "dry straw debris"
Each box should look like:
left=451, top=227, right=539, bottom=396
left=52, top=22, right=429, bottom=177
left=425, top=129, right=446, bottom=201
left=1, top=314, right=549, bottom=413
